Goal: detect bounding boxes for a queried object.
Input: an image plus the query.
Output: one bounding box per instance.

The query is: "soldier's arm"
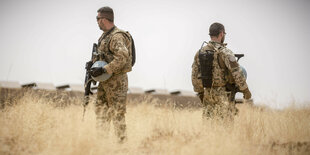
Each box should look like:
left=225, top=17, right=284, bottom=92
left=221, top=49, right=248, bottom=91
left=104, top=33, right=130, bottom=74
left=192, top=52, right=204, bottom=93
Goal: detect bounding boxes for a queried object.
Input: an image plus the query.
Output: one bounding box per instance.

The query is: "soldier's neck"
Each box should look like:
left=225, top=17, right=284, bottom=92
left=103, top=24, right=115, bottom=33
left=211, top=37, right=221, bottom=43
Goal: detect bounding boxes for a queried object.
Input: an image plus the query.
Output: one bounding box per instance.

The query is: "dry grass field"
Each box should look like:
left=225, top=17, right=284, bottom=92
left=0, top=89, right=310, bottom=155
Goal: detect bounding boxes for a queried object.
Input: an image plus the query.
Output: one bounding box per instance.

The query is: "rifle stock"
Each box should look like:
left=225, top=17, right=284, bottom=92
left=234, top=54, right=244, bottom=62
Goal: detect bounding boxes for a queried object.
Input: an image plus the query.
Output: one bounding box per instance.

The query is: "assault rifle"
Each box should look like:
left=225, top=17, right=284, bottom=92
left=83, top=43, right=98, bottom=120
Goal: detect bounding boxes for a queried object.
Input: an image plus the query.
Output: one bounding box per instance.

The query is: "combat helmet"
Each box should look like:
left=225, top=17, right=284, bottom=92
left=91, top=60, right=112, bottom=82
left=240, top=65, right=247, bottom=79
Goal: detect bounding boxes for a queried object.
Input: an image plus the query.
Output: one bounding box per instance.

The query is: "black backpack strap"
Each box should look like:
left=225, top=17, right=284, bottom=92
left=129, top=34, right=136, bottom=67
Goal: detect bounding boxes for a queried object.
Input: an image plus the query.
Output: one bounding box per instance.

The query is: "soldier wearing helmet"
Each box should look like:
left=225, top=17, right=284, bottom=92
left=191, top=22, right=252, bottom=121
left=89, top=6, right=133, bottom=143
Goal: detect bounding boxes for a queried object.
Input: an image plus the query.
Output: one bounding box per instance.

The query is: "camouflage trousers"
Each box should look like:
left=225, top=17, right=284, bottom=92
left=202, top=87, right=237, bottom=121
left=95, top=73, right=128, bottom=141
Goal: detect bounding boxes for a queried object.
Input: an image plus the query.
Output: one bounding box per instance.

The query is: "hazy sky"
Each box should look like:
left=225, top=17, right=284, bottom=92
left=0, top=0, right=309, bottom=108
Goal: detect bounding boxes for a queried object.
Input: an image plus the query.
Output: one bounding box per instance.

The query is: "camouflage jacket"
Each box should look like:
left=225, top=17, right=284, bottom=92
left=191, top=41, right=248, bottom=93
left=96, top=26, right=132, bottom=75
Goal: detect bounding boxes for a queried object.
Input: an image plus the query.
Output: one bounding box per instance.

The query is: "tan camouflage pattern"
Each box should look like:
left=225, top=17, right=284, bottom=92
left=95, top=74, right=128, bottom=140
left=191, top=51, right=204, bottom=93
left=214, top=42, right=248, bottom=91
left=191, top=41, right=248, bottom=93
left=97, top=27, right=133, bottom=75
left=191, top=41, right=248, bottom=119
left=94, top=26, right=132, bottom=141
left=202, top=87, right=237, bottom=120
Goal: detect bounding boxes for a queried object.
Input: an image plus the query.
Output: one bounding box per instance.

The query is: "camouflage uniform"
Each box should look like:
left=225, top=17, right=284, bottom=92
left=191, top=41, right=248, bottom=120
left=95, top=26, right=132, bottom=140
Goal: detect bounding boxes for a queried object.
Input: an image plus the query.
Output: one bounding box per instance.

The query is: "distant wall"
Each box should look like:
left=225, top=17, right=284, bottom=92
left=0, top=88, right=201, bottom=109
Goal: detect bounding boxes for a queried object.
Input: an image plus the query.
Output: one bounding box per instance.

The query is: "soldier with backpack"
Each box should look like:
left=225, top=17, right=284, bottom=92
left=88, top=6, right=135, bottom=143
left=191, top=22, right=251, bottom=121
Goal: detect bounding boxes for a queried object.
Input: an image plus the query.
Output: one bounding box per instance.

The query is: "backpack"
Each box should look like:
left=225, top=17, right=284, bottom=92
left=108, top=31, right=136, bottom=67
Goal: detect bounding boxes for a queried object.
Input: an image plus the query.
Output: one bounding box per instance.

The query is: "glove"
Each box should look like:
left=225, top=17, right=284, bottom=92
left=90, top=67, right=106, bottom=77
left=242, top=88, right=252, bottom=99
left=198, top=92, right=204, bottom=103
left=85, top=61, right=93, bottom=70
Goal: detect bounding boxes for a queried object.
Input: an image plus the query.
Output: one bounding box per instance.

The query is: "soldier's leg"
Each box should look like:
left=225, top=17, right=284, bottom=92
left=202, top=89, right=217, bottom=121
left=111, top=94, right=127, bottom=142
left=202, top=88, right=228, bottom=120
left=215, top=89, right=235, bottom=121
left=95, top=84, right=112, bottom=137
left=202, top=102, right=216, bottom=120
left=104, top=74, right=128, bottom=142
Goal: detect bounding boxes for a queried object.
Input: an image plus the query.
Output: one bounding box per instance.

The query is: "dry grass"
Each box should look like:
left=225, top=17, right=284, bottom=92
left=0, top=91, right=310, bottom=155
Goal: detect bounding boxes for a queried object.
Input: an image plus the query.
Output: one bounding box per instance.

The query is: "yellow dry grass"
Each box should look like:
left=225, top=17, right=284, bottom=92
left=0, top=92, right=310, bottom=155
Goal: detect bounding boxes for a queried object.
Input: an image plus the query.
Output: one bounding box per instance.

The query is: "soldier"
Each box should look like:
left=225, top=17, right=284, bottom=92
left=89, top=6, right=133, bottom=142
left=191, top=22, right=252, bottom=120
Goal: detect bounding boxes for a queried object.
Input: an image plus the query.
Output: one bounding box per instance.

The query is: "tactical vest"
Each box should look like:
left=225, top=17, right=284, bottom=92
left=198, top=43, right=227, bottom=88
left=97, top=27, right=135, bottom=74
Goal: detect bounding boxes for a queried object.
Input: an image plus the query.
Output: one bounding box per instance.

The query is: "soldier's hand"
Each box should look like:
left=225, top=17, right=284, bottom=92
left=85, top=61, right=93, bottom=70
left=90, top=67, right=107, bottom=77
left=242, top=88, right=252, bottom=99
